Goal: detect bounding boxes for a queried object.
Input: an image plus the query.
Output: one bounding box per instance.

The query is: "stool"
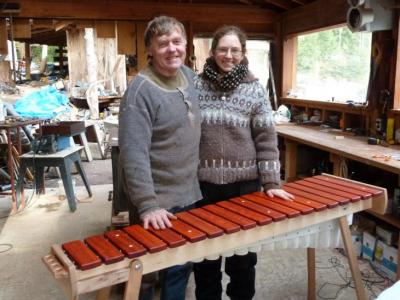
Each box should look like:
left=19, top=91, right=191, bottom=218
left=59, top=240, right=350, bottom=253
left=16, top=146, right=92, bottom=212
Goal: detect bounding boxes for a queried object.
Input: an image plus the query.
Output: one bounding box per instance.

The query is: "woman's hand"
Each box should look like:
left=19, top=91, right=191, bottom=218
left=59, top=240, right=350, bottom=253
left=265, top=189, right=294, bottom=201
left=141, top=208, right=177, bottom=229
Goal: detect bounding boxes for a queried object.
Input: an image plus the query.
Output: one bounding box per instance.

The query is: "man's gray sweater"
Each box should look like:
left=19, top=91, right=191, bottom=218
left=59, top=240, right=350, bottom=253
left=119, top=66, right=202, bottom=216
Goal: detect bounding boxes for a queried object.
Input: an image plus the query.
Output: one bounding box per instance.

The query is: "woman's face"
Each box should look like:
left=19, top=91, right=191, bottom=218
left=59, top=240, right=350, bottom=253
left=148, top=28, right=187, bottom=77
left=213, top=34, right=244, bottom=73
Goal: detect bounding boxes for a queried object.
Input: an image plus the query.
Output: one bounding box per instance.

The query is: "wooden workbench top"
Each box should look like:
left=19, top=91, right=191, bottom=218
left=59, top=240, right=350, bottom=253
left=276, top=123, right=400, bottom=175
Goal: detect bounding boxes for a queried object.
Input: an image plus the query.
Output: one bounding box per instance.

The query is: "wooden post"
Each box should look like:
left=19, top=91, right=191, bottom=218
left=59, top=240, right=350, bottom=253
left=123, top=260, right=143, bottom=300
left=339, top=216, right=367, bottom=300
left=25, top=43, right=31, bottom=80
left=284, top=139, right=297, bottom=182
left=85, top=28, right=99, bottom=119
left=307, top=247, right=316, bottom=300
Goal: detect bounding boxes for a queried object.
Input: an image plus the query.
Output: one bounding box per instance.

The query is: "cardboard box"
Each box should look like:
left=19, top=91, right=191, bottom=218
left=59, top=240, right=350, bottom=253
left=362, top=231, right=376, bottom=261
left=376, top=225, right=397, bottom=246
left=351, top=232, right=363, bottom=257
left=381, top=243, right=398, bottom=281
left=374, top=240, right=385, bottom=263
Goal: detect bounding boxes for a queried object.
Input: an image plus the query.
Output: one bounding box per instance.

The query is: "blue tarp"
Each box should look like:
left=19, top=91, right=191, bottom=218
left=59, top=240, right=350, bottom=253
left=14, top=86, right=71, bottom=119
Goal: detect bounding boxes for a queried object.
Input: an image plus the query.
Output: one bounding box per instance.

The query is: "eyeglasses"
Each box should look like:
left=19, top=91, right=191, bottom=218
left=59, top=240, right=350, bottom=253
left=215, top=47, right=243, bottom=57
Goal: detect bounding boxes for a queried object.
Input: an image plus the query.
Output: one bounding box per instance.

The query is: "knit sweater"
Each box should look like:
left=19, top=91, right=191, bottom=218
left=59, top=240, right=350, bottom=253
left=119, top=65, right=202, bottom=216
left=195, top=75, right=281, bottom=190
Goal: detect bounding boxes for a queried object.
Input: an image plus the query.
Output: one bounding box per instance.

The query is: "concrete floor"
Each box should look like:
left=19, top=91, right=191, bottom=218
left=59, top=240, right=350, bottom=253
left=0, top=157, right=393, bottom=300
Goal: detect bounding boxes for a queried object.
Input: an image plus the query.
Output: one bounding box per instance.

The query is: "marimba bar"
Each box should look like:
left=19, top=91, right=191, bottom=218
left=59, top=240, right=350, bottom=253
left=42, top=174, right=387, bottom=300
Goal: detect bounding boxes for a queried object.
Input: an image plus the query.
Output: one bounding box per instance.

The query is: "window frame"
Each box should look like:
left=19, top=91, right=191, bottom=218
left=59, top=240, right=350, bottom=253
left=281, top=24, right=372, bottom=106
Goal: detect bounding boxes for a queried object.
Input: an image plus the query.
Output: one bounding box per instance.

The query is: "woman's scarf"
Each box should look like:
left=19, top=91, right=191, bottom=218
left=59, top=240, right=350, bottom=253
left=202, top=56, right=255, bottom=92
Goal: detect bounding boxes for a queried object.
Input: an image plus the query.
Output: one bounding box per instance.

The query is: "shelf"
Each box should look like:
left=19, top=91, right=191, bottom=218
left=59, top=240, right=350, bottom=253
left=367, top=210, right=400, bottom=229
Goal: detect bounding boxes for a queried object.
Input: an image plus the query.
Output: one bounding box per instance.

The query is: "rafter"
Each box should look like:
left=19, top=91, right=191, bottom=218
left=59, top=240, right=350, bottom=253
left=3, top=1, right=278, bottom=25
left=264, top=0, right=293, bottom=10
left=292, top=0, right=308, bottom=5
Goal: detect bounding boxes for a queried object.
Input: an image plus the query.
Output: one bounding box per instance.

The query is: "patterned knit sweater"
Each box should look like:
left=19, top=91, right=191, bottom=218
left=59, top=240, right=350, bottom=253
left=195, top=75, right=281, bottom=190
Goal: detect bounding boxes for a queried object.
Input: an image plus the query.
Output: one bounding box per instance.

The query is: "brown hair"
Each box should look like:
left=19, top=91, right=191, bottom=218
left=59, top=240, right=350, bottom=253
left=144, top=16, right=187, bottom=48
left=211, top=25, right=247, bottom=54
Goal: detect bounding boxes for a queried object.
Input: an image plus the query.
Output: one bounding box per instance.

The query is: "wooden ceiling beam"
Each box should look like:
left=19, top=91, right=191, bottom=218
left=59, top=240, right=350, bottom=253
left=291, top=0, right=308, bottom=4
left=6, top=1, right=278, bottom=25
left=264, top=0, right=293, bottom=10
left=282, top=0, right=348, bottom=36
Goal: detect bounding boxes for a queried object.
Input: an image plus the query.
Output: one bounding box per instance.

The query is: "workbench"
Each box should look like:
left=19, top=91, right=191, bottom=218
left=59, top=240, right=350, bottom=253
left=276, top=123, right=400, bottom=280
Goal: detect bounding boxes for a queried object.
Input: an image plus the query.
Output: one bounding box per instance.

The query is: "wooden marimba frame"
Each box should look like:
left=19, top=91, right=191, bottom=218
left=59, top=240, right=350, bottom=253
left=43, top=174, right=387, bottom=300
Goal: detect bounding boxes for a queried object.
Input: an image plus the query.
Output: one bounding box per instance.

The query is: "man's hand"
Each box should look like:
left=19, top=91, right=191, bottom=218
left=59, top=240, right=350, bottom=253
left=265, top=189, right=294, bottom=201
left=141, top=208, right=177, bottom=229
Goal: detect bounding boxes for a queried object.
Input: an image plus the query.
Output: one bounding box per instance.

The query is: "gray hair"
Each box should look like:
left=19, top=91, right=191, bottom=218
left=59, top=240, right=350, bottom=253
left=144, top=16, right=187, bottom=48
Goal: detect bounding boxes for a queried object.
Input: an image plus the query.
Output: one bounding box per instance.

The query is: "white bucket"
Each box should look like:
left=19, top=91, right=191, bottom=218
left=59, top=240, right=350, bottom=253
left=58, top=179, right=76, bottom=201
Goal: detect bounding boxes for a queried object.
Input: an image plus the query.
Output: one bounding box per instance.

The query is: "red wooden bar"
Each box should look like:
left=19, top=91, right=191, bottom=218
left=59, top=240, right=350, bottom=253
left=85, top=235, right=125, bottom=264
left=216, top=200, right=272, bottom=225
left=105, top=230, right=147, bottom=258
left=304, top=177, right=372, bottom=199
left=147, top=227, right=186, bottom=248
left=295, top=179, right=362, bottom=202
left=203, top=204, right=257, bottom=230
left=123, top=225, right=167, bottom=253
left=252, top=192, right=317, bottom=213
left=231, top=197, right=287, bottom=221
left=284, top=182, right=349, bottom=203
left=284, top=182, right=350, bottom=205
left=241, top=194, right=301, bottom=218
left=315, top=175, right=383, bottom=196
left=62, top=240, right=102, bottom=270
left=169, top=219, right=207, bottom=242
left=176, top=211, right=224, bottom=238
left=282, top=185, right=340, bottom=208
left=189, top=208, right=241, bottom=234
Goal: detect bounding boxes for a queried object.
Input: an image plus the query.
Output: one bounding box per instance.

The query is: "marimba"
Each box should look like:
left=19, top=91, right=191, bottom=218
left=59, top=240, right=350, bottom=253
left=42, top=174, right=387, bottom=300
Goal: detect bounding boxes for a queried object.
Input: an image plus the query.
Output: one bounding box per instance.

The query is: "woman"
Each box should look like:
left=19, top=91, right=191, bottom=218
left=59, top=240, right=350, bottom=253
left=194, top=25, right=294, bottom=300
left=119, top=16, right=202, bottom=300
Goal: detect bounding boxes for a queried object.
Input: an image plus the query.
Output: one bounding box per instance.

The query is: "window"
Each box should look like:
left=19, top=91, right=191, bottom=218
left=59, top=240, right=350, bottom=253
left=193, top=38, right=270, bottom=87
left=286, top=26, right=371, bottom=103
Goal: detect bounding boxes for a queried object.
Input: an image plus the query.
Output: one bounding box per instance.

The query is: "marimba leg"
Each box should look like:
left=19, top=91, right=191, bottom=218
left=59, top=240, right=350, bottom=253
left=339, top=216, right=367, bottom=300
left=307, top=248, right=316, bottom=300
left=123, top=260, right=143, bottom=300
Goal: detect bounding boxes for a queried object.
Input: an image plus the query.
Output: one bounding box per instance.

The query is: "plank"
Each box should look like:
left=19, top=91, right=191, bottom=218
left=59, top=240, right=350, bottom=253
left=241, top=194, right=300, bottom=218
left=203, top=204, right=257, bottom=230
left=123, top=225, right=167, bottom=253
left=176, top=211, right=223, bottom=238
left=62, top=240, right=102, bottom=270
left=217, top=200, right=272, bottom=225
left=84, top=235, right=125, bottom=264
left=147, top=227, right=186, bottom=248
left=169, top=219, right=207, bottom=243
left=252, top=192, right=316, bottom=214
left=189, top=208, right=240, bottom=234
left=105, top=230, right=147, bottom=258
left=304, top=177, right=370, bottom=199
left=231, top=197, right=287, bottom=221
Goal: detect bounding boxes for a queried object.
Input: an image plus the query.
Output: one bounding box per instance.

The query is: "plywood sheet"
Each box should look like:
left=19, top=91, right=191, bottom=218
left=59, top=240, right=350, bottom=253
left=136, top=22, right=147, bottom=70
left=13, top=19, right=31, bottom=38
left=116, top=21, right=136, bottom=55
left=95, top=21, right=115, bottom=38
left=0, top=19, right=7, bottom=55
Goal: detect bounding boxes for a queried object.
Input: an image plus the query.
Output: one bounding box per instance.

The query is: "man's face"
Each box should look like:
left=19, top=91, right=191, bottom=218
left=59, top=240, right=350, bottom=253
left=148, top=29, right=187, bottom=77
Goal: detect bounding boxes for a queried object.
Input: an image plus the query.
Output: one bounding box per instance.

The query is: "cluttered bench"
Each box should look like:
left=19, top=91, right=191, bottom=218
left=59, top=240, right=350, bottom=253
left=15, top=146, right=92, bottom=212
left=276, top=123, right=400, bottom=280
